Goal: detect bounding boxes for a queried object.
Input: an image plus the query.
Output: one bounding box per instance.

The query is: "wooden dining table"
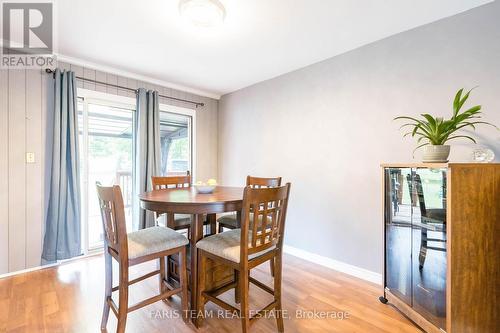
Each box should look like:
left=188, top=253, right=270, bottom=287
left=139, top=186, right=244, bottom=319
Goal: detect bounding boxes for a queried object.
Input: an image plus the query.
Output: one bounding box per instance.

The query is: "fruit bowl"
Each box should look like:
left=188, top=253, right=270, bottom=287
left=194, top=179, right=217, bottom=194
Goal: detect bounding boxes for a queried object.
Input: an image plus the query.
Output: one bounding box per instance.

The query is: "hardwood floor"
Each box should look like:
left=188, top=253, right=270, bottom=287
left=0, top=253, right=421, bottom=333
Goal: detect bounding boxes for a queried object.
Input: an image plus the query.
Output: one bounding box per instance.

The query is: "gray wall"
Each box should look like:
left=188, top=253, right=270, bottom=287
left=218, top=2, right=500, bottom=273
left=0, top=62, right=218, bottom=274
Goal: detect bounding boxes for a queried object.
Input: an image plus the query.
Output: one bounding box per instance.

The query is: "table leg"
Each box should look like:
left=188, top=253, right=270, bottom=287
left=207, top=213, right=216, bottom=235
left=190, top=213, right=204, bottom=323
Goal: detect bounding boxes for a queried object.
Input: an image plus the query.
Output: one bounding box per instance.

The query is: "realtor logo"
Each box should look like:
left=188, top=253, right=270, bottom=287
left=2, top=2, right=52, bottom=54
left=1, top=1, right=55, bottom=68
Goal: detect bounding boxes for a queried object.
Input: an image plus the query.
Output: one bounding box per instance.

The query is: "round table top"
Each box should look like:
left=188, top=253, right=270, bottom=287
left=139, top=186, right=244, bottom=214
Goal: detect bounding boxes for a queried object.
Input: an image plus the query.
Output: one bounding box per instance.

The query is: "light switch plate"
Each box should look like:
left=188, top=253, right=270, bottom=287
left=26, top=152, right=35, bottom=163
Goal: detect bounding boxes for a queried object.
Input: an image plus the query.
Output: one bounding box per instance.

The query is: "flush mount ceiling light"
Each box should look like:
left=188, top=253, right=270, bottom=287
left=179, top=0, right=226, bottom=28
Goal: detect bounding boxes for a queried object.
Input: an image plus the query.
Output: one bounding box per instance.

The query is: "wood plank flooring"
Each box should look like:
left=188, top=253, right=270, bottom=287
left=0, top=253, right=421, bottom=333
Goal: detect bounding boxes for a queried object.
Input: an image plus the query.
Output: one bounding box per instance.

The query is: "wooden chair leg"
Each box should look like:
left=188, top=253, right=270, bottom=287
left=240, top=267, right=250, bottom=333
left=234, top=270, right=241, bottom=303
left=179, top=247, right=189, bottom=323
left=159, top=257, right=166, bottom=295
left=195, top=251, right=206, bottom=328
left=270, top=258, right=275, bottom=277
left=101, top=251, right=112, bottom=331
left=162, top=255, right=174, bottom=301
left=274, top=255, right=284, bottom=332
left=116, top=262, right=129, bottom=333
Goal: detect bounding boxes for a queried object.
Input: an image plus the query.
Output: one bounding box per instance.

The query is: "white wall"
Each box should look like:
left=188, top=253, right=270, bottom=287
left=218, top=2, right=500, bottom=273
left=0, top=61, right=218, bottom=274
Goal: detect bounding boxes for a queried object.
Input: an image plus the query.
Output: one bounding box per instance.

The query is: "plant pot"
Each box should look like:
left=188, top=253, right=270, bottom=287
left=422, top=145, right=450, bottom=163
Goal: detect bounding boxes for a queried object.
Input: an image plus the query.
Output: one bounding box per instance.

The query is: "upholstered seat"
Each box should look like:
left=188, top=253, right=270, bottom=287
left=157, top=214, right=192, bottom=228
left=196, top=229, right=275, bottom=263
left=128, top=226, right=189, bottom=260
left=217, top=214, right=239, bottom=229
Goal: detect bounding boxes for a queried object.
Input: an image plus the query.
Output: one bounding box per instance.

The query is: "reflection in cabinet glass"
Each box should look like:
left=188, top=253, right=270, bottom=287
left=412, top=168, right=447, bottom=329
left=384, top=167, right=447, bottom=330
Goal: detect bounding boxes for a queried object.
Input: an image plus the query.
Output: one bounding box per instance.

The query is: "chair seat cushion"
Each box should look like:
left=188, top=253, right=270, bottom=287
left=217, top=213, right=272, bottom=229
left=157, top=214, right=210, bottom=229
left=196, top=229, right=275, bottom=263
left=128, top=226, right=188, bottom=260
left=217, top=214, right=239, bottom=228
left=157, top=214, right=192, bottom=228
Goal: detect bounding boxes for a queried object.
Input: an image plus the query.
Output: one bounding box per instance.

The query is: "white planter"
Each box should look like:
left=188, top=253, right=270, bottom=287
left=422, top=145, right=450, bottom=163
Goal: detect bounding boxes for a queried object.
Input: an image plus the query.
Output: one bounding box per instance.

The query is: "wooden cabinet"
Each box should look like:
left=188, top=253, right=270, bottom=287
left=380, top=163, right=499, bottom=333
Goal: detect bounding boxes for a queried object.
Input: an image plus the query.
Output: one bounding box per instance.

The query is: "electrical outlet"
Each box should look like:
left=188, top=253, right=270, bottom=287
left=26, top=152, right=35, bottom=163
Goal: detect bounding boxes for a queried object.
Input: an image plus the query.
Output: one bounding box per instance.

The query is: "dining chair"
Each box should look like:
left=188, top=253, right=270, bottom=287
left=195, top=183, right=291, bottom=333
left=217, top=176, right=282, bottom=232
left=96, top=183, right=189, bottom=333
left=217, top=175, right=282, bottom=277
left=152, top=171, right=214, bottom=238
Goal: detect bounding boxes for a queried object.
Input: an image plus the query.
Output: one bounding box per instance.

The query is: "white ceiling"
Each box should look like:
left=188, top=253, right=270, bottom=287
left=57, top=0, right=492, bottom=98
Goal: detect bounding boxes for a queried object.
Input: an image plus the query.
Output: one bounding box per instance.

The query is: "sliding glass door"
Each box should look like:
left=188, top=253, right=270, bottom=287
left=77, top=90, right=196, bottom=253
left=78, top=98, right=135, bottom=250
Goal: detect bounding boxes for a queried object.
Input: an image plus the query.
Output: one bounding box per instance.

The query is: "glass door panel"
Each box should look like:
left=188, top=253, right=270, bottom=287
left=159, top=111, right=192, bottom=175
left=412, top=168, right=447, bottom=329
left=385, top=167, right=412, bottom=305
left=79, top=101, right=134, bottom=250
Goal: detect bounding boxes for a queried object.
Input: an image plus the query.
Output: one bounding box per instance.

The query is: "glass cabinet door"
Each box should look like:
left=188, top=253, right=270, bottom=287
left=411, top=168, right=447, bottom=329
left=384, top=167, right=413, bottom=305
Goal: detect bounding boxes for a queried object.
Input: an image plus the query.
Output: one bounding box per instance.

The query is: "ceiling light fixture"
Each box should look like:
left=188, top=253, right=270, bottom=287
left=179, top=0, right=226, bottom=28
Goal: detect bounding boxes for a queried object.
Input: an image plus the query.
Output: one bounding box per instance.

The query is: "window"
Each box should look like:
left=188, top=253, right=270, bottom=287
left=159, top=111, right=193, bottom=175
left=77, top=89, right=196, bottom=253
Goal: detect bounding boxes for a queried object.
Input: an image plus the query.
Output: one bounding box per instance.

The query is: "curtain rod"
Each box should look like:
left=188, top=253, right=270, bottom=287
left=44, top=68, right=204, bottom=108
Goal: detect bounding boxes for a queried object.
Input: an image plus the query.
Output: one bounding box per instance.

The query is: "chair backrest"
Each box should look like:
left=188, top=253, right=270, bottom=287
left=407, top=173, right=427, bottom=215
left=239, top=183, right=291, bottom=262
left=246, top=175, right=282, bottom=188
left=96, top=183, right=128, bottom=256
left=152, top=171, right=191, bottom=190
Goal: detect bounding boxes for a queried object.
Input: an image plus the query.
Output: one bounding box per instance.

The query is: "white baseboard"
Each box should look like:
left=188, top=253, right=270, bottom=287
left=0, top=250, right=103, bottom=280
left=0, top=262, right=59, bottom=279
left=283, top=245, right=382, bottom=285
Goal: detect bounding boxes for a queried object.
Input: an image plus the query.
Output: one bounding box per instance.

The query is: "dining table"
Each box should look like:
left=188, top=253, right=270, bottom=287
left=139, top=185, right=244, bottom=320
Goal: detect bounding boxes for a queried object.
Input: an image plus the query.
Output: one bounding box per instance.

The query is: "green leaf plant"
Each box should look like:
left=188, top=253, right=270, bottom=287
left=394, top=88, right=498, bottom=155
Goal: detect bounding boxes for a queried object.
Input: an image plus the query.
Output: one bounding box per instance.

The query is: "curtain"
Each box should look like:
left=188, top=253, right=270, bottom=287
left=42, top=69, right=81, bottom=262
left=135, top=88, right=161, bottom=229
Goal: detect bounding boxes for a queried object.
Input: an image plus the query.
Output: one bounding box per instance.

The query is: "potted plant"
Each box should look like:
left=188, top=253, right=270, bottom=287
left=394, top=88, right=497, bottom=162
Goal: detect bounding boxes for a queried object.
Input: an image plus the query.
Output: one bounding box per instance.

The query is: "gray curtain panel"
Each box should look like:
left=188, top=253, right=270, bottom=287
left=135, top=88, right=161, bottom=229
left=42, top=69, right=82, bottom=262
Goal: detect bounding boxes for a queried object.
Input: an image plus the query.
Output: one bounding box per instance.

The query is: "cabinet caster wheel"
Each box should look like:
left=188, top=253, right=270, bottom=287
left=379, top=296, right=388, bottom=304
